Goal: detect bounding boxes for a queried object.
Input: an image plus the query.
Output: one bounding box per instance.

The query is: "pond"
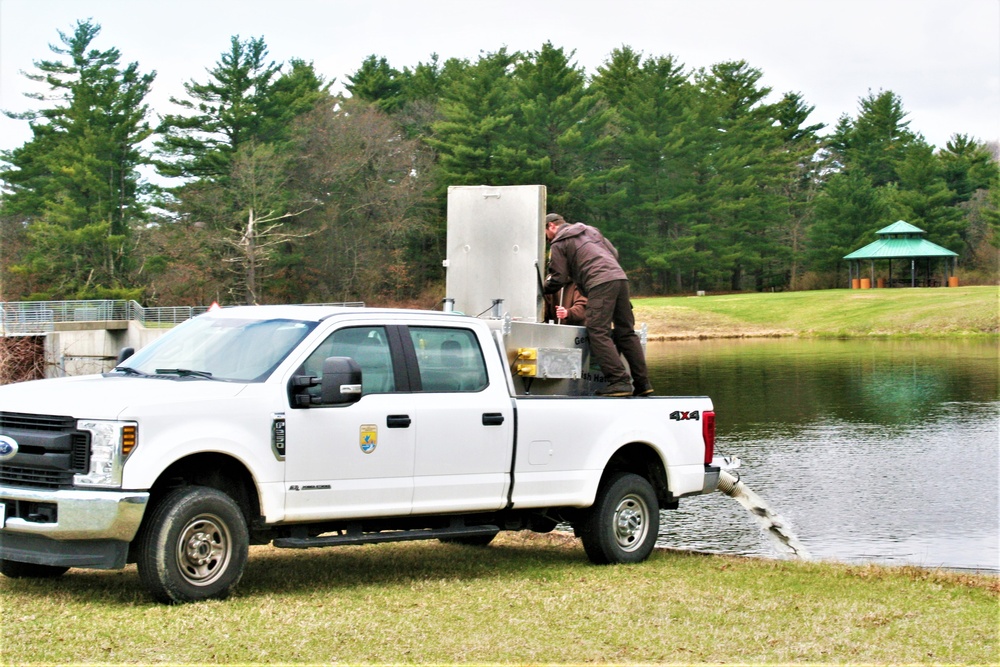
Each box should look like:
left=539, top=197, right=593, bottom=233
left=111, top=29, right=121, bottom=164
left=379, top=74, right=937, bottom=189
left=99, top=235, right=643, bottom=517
left=646, top=337, right=999, bottom=573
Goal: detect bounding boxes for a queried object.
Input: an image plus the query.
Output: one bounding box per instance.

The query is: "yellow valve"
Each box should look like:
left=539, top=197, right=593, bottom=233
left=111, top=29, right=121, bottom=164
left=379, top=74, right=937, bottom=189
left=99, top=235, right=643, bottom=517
left=516, top=363, right=537, bottom=377
left=517, top=347, right=537, bottom=360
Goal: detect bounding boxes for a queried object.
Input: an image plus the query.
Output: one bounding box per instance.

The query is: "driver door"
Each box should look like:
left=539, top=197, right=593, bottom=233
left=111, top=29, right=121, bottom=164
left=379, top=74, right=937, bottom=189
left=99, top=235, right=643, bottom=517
left=283, top=325, right=415, bottom=522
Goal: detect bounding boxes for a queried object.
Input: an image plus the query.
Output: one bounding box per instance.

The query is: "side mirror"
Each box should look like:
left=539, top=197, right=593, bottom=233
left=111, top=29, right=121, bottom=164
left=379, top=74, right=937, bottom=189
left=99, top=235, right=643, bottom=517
left=116, top=347, right=135, bottom=364
left=320, top=357, right=363, bottom=405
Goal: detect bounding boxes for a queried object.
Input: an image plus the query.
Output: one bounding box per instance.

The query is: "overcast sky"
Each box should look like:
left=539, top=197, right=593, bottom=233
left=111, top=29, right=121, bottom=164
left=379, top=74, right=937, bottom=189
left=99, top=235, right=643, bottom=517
left=1, top=0, right=998, bottom=154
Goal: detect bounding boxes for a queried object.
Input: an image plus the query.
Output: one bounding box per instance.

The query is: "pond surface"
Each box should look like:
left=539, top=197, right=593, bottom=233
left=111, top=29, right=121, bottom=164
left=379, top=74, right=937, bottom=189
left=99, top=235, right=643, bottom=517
left=647, top=338, right=999, bottom=573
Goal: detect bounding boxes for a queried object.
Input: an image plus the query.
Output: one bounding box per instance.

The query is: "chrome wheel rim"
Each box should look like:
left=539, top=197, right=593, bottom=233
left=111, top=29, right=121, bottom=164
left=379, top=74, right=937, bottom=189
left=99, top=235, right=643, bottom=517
left=613, top=493, right=650, bottom=552
left=176, top=513, right=232, bottom=587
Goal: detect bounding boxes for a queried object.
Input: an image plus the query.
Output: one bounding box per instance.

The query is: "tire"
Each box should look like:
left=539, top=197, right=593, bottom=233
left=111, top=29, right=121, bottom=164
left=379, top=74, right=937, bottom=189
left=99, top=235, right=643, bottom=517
left=135, top=485, right=249, bottom=604
left=0, top=559, right=69, bottom=579
left=579, top=472, right=659, bottom=565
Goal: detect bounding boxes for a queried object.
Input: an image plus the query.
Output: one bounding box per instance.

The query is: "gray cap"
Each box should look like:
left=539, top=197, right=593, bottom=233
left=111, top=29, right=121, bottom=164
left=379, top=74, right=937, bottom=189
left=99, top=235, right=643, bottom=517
left=545, top=213, right=565, bottom=224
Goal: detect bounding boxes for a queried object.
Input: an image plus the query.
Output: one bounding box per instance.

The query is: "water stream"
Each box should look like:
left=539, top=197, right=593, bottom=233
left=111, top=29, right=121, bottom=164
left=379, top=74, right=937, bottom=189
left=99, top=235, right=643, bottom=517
left=716, top=470, right=810, bottom=559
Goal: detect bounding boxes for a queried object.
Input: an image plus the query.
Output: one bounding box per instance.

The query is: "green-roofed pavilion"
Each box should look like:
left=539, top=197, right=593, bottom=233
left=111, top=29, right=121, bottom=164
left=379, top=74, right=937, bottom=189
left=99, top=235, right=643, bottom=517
left=844, top=221, right=958, bottom=288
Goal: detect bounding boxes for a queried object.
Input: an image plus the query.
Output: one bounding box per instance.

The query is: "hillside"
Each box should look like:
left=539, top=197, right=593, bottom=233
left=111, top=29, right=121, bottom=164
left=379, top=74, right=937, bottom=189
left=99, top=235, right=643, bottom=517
left=634, top=286, right=998, bottom=339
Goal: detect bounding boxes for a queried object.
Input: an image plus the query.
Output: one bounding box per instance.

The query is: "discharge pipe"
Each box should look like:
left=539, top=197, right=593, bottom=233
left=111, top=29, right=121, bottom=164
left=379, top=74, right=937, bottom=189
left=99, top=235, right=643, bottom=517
left=717, top=470, right=811, bottom=560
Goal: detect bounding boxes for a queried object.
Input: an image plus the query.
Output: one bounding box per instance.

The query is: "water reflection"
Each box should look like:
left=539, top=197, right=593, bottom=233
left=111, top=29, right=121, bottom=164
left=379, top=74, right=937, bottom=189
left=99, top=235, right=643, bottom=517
left=648, top=338, right=999, bottom=572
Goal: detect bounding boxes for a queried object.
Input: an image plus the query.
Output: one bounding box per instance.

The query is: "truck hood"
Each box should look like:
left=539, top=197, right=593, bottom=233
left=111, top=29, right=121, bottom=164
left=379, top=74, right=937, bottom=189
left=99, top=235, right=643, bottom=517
left=0, top=374, right=249, bottom=421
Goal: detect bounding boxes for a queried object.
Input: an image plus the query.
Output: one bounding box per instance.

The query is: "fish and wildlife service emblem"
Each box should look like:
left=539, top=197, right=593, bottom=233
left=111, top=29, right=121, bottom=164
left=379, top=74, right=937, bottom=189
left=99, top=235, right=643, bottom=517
left=359, top=424, right=377, bottom=454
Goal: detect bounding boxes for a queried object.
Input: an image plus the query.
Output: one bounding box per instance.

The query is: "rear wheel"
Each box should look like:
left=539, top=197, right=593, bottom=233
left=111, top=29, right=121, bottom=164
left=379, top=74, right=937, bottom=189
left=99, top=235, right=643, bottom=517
left=136, top=485, right=248, bottom=603
left=579, top=472, right=659, bottom=564
left=0, top=559, right=69, bottom=579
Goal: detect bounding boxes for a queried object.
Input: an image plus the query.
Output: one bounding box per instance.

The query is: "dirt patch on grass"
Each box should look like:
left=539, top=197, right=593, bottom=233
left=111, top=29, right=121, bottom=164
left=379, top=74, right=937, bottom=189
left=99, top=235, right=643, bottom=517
left=633, top=304, right=795, bottom=340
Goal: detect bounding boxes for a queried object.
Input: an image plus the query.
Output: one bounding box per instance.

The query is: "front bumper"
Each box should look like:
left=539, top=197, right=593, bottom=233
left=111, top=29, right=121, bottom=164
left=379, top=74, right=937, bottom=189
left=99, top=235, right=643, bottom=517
left=0, top=486, right=149, bottom=570
left=0, top=486, right=148, bottom=541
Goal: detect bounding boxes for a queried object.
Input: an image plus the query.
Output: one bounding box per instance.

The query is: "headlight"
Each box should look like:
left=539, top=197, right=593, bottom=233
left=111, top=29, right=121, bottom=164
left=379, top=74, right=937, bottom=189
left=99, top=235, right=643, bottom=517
left=73, top=420, right=138, bottom=488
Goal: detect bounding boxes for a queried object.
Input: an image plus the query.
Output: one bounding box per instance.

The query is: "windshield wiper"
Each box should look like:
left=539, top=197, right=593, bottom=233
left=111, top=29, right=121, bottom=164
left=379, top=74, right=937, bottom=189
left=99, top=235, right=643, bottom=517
left=107, top=366, right=147, bottom=377
left=154, top=368, right=215, bottom=379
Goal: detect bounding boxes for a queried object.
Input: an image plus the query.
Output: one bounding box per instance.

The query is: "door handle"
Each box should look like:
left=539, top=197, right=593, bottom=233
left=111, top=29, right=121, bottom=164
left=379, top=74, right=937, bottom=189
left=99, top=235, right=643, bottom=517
left=482, top=413, right=505, bottom=426
left=386, top=414, right=411, bottom=428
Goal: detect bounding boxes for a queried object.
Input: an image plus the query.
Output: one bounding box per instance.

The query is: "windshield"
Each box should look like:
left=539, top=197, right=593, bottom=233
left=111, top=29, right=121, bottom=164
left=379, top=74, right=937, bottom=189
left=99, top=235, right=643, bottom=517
left=118, top=315, right=316, bottom=382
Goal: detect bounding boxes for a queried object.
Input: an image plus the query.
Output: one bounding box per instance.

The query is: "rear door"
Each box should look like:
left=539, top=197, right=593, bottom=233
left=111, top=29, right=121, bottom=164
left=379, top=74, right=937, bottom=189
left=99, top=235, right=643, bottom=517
left=403, top=325, right=513, bottom=514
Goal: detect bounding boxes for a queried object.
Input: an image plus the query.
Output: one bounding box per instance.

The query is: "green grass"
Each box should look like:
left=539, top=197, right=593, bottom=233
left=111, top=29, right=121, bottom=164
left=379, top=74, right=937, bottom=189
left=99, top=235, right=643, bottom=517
left=634, top=285, right=999, bottom=338
left=2, top=533, right=996, bottom=664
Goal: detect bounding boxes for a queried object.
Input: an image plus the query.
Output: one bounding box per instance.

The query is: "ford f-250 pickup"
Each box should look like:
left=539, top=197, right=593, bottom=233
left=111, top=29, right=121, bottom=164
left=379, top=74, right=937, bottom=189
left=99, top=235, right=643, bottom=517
left=0, top=304, right=720, bottom=602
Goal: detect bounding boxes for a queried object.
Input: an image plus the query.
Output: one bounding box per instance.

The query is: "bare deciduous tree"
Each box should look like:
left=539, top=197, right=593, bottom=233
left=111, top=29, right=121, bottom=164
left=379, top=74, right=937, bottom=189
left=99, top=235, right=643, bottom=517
left=0, top=335, right=45, bottom=385
left=288, top=100, right=434, bottom=303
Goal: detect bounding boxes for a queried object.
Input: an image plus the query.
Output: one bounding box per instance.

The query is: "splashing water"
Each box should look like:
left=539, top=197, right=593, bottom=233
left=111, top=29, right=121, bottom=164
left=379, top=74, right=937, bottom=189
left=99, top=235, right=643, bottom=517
left=717, top=470, right=811, bottom=560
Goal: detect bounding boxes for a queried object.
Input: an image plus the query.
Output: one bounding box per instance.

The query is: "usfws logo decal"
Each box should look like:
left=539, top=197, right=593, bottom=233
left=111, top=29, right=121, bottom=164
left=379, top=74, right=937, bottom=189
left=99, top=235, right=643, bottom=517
left=360, top=424, right=377, bottom=453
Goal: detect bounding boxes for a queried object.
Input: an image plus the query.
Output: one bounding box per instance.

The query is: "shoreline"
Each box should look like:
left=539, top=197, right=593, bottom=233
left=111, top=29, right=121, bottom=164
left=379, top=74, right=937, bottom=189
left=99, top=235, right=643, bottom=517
left=644, top=330, right=1000, bottom=341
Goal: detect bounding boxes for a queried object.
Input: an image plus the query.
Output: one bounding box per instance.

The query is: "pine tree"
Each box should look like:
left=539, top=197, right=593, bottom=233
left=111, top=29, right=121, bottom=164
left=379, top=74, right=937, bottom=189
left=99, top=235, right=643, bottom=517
left=830, top=90, right=916, bottom=188
left=590, top=46, right=643, bottom=109
left=156, top=36, right=282, bottom=180
left=937, top=134, right=999, bottom=205
left=691, top=61, right=790, bottom=291
left=890, top=140, right=963, bottom=251
left=263, top=59, right=334, bottom=144
left=0, top=19, right=154, bottom=299
left=808, top=170, right=891, bottom=276
left=593, top=51, right=697, bottom=291
left=509, top=42, right=616, bottom=215
left=345, top=55, right=404, bottom=113
left=428, top=49, right=520, bottom=190
left=771, top=91, right=827, bottom=289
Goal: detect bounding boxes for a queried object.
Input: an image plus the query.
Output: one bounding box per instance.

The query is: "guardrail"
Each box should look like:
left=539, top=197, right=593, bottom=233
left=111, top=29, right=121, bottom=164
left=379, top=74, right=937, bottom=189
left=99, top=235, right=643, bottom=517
left=0, top=299, right=365, bottom=335
left=0, top=300, right=199, bottom=335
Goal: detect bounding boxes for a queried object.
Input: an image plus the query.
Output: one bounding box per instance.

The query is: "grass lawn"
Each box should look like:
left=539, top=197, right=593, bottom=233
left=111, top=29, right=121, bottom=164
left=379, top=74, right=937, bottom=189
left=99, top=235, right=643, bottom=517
left=1, top=532, right=996, bottom=664
left=634, top=285, right=998, bottom=338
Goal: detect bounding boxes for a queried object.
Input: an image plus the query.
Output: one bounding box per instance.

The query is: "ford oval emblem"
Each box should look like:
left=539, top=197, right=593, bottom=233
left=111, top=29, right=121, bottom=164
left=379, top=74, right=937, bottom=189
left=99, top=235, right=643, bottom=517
left=0, top=435, right=17, bottom=461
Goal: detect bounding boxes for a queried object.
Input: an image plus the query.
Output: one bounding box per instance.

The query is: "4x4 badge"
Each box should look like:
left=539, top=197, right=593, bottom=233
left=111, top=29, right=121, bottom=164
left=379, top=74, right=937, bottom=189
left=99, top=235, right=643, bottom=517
left=0, top=435, right=18, bottom=461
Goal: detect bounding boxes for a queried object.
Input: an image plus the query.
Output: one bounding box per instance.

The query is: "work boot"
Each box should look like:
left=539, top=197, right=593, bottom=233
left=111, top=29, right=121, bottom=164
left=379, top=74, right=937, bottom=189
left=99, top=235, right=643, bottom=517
left=596, top=381, right=633, bottom=397
left=633, top=383, right=654, bottom=397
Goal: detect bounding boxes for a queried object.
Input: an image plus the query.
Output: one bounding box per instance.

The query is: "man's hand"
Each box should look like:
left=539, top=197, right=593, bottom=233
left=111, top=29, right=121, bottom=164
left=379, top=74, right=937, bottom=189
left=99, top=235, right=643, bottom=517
left=555, top=305, right=568, bottom=320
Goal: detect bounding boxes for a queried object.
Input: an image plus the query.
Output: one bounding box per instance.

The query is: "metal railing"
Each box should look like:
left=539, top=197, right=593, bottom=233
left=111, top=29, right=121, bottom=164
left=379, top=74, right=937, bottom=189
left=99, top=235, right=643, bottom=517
left=0, top=299, right=365, bottom=335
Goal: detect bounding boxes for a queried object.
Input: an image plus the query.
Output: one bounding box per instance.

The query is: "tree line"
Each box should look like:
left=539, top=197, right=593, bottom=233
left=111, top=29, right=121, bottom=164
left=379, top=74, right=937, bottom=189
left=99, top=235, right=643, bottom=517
left=1, top=19, right=997, bottom=306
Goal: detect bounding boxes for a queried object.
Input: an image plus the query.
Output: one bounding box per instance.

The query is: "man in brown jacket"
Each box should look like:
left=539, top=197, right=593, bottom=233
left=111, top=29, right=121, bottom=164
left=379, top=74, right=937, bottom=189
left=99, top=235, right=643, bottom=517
left=543, top=282, right=587, bottom=325
left=542, top=213, right=652, bottom=397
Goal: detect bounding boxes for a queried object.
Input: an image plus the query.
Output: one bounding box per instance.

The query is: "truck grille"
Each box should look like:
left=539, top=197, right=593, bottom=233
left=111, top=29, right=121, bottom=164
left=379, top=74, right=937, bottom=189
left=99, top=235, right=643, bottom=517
left=0, top=466, right=72, bottom=489
left=0, top=412, right=91, bottom=490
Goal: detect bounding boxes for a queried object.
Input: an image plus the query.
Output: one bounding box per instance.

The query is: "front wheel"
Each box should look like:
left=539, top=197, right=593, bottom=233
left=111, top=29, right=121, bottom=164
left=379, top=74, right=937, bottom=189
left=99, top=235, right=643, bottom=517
left=579, top=472, right=659, bottom=565
left=135, top=485, right=249, bottom=604
left=0, top=559, right=69, bottom=579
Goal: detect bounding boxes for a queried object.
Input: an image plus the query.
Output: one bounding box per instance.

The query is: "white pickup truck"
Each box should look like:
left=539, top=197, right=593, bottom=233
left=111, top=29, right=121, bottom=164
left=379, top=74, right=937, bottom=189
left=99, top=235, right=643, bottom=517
left=0, top=305, right=720, bottom=602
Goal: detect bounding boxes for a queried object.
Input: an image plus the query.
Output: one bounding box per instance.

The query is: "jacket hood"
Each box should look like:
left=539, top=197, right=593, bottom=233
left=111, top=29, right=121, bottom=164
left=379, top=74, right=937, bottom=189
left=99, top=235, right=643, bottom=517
left=552, top=222, right=588, bottom=242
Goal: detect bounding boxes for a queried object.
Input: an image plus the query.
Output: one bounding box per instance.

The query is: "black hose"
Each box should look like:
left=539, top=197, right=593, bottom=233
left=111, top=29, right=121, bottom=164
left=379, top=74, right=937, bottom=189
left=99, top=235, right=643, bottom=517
left=535, top=260, right=546, bottom=296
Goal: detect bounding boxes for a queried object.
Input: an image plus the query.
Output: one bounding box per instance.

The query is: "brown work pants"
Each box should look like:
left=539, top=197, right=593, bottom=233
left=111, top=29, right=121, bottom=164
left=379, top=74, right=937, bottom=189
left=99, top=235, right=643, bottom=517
left=584, top=280, right=648, bottom=388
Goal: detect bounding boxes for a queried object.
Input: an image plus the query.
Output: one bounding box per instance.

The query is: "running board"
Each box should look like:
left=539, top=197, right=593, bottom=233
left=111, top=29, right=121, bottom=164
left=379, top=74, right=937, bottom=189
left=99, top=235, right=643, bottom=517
left=273, top=523, right=500, bottom=549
